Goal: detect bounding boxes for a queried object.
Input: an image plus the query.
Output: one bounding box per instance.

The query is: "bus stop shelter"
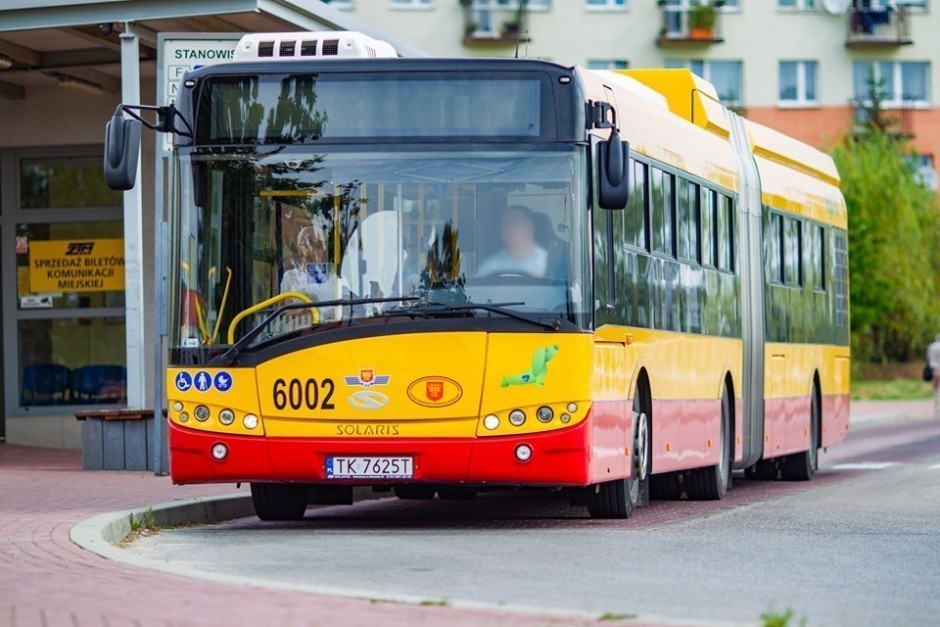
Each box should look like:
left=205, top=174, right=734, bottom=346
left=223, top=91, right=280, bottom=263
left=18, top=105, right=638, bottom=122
left=0, top=0, right=422, bottom=471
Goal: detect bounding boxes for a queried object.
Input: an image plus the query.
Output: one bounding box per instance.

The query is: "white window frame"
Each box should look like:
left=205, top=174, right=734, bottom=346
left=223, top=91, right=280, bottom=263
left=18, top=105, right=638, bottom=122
left=777, top=0, right=815, bottom=10
left=856, top=60, right=931, bottom=108
left=585, top=0, right=626, bottom=11
left=778, top=60, right=818, bottom=108
left=389, top=0, right=433, bottom=9
left=586, top=59, right=630, bottom=70
left=324, top=0, right=354, bottom=8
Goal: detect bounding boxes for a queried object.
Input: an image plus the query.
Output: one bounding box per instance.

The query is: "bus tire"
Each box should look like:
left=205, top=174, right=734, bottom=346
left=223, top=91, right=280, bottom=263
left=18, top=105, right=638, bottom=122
left=686, top=389, right=732, bottom=500
left=250, top=482, right=308, bottom=521
left=394, top=485, right=437, bottom=500
left=781, top=387, right=820, bottom=481
left=633, top=377, right=652, bottom=506
left=586, top=400, right=647, bottom=519
left=437, top=487, right=478, bottom=500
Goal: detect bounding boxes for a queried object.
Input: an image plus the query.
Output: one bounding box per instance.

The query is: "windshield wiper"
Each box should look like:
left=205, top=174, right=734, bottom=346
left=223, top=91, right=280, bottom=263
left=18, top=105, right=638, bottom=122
left=388, top=302, right=562, bottom=331
left=212, top=296, right=419, bottom=366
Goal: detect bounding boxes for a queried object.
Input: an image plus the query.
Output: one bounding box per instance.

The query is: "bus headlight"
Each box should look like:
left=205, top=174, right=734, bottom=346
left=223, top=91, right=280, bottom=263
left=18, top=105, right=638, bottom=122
left=536, top=406, right=554, bottom=423
left=508, top=410, right=526, bottom=426
left=172, top=401, right=183, bottom=412
left=567, top=402, right=578, bottom=413
left=515, top=444, right=532, bottom=462
left=179, top=412, right=189, bottom=423
left=243, top=414, right=259, bottom=430
left=219, top=409, right=235, bottom=425
left=483, top=414, right=500, bottom=430
left=194, top=405, right=210, bottom=422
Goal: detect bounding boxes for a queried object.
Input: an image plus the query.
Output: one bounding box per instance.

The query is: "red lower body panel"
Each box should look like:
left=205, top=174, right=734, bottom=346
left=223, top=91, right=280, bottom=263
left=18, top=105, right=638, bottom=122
left=169, top=416, right=594, bottom=487
left=764, top=393, right=850, bottom=459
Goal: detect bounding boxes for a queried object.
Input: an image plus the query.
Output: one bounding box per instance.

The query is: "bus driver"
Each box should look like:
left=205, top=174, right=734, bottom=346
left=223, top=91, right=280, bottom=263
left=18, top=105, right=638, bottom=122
left=477, top=205, right=549, bottom=278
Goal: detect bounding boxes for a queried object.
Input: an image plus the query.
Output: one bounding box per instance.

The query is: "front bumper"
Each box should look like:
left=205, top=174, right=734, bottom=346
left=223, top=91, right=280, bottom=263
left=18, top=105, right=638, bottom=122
left=169, top=416, right=593, bottom=487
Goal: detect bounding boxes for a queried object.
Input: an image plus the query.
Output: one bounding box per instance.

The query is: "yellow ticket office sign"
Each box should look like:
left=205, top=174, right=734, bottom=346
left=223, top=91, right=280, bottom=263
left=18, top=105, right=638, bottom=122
left=29, top=239, right=125, bottom=293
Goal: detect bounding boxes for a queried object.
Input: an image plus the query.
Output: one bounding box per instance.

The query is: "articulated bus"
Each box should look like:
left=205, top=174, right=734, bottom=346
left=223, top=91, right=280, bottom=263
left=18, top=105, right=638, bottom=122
left=105, top=32, right=849, bottom=520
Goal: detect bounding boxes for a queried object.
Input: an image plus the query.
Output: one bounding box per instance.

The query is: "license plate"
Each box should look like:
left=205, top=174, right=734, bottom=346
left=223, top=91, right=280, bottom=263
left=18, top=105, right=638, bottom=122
left=326, top=456, right=414, bottom=479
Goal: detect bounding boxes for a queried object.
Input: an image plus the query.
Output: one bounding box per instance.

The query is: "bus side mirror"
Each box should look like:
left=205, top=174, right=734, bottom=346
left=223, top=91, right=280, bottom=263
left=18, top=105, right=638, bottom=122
left=597, top=129, right=630, bottom=210
left=104, top=109, right=142, bottom=191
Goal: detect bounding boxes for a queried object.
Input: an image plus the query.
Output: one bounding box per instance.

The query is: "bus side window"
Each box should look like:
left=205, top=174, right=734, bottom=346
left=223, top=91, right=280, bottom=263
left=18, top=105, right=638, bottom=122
left=717, top=194, right=733, bottom=272
left=688, top=181, right=700, bottom=263
left=677, top=178, right=690, bottom=261
left=625, top=161, right=648, bottom=251
left=701, top=187, right=715, bottom=267
left=815, top=224, right=826, bottom=292
left=650, top=167, right=665, bottom=254
left=772, top=213, right=785, bottom=284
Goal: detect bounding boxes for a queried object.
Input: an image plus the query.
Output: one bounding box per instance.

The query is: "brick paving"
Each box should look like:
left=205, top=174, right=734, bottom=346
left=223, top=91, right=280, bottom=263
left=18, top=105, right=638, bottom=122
left=0, top=445, right=653, bottom=627
left=0, top=400, right=932, bottom=627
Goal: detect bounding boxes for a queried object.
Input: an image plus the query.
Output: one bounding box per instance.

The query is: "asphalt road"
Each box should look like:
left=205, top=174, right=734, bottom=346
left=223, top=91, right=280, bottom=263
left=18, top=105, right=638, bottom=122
left=131, top=416, right=940, bottom=626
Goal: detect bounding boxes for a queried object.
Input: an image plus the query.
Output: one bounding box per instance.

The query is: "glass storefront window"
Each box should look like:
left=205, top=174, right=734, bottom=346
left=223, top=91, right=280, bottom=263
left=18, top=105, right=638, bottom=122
left=18, top=317, right=127, bottom=406
left=16, top=220, right=125, bottom=310
left=19, top=157, right=122, bottom=209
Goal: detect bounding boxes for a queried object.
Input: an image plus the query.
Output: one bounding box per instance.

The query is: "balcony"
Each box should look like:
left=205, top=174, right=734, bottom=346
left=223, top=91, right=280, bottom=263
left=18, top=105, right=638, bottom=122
left=846, top=6, right=912, bottom=48
left=462, top=1, right=531, bottom=46
left=657, top=1, right=724, bottom=47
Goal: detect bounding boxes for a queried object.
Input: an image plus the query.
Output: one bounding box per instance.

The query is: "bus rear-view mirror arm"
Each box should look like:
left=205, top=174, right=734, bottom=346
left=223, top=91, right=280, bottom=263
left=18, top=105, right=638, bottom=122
left=594, top=102, right=630, bottom=210
left=104, top=103, right=193, bottom=191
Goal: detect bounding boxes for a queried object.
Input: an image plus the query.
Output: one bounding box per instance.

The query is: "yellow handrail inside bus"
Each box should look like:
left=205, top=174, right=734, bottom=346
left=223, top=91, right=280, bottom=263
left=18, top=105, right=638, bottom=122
left=193, top=298, right=209, bottom=344
left=206, top=267, right=233, bottom=346
left=226, top=292, right=318, bottom=345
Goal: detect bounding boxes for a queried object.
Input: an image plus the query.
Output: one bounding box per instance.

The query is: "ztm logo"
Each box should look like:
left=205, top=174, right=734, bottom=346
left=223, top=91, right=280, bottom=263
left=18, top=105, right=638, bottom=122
left=66, top=242, right=95, bottom=255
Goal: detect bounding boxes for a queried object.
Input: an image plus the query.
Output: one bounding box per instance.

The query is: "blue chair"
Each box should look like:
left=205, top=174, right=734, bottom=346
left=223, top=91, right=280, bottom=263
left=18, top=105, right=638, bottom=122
left=72, top=365, right=127, bottom=404
left=21, top=364, right=71, bottom=406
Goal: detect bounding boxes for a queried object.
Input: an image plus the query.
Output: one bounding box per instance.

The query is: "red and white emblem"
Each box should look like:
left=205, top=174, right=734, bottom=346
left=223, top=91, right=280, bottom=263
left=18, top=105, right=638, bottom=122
left=425, top=380, right=444, bottom=402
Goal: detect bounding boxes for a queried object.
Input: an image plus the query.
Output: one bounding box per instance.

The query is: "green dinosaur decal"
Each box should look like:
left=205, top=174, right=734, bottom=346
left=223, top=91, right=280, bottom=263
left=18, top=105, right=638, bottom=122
left=501, top=345, right=560, bottom=387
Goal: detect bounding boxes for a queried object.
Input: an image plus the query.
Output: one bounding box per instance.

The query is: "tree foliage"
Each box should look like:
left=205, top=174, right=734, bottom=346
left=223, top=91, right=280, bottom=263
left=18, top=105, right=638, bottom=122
left=831, top=84, right=940, bottom=362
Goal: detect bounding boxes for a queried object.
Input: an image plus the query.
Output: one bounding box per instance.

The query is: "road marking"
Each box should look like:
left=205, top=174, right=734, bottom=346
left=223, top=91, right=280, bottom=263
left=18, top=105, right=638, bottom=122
left=832, top=462, right=898, bottom=471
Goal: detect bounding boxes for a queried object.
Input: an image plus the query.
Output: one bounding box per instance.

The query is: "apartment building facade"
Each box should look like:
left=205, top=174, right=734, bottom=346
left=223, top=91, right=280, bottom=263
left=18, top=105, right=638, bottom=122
left=326, top=0, right=939, bottom=182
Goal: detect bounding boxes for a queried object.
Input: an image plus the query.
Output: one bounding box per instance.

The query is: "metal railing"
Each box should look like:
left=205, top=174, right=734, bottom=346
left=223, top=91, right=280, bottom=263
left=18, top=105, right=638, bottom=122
left=657, top=3, right=723, bottom=45
left=847, top=6, right=911, bottom=46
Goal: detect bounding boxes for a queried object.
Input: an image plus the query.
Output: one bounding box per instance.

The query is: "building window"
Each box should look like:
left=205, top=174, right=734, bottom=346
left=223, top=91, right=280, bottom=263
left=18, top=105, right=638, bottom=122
left=20, top=157, right=120, bottom=210
left=853, top=61, right=930, bottom=106
left=778, top=0, right=815, bottom=8
left=322, top=0, right=353, bottom=7
left=13, top=154, right=126, bottom=409
left=779, top=60, right=817, bottom=106
left=667, top=59, right=743, bottom=106
left=586, top=59, right=629, bottom=70
left=586, top=0, right=625, bottom=9
left=389, top=0, right=431, bottom=7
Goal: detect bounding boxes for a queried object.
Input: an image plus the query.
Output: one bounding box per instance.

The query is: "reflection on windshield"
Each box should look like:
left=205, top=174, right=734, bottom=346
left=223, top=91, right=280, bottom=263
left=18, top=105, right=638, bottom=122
left=172, top=149, right=588, bottom=348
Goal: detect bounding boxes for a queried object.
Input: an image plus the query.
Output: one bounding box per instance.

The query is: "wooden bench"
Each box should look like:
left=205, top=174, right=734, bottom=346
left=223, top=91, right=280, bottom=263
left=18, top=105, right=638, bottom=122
left=75, top=409, right=157, bottom=471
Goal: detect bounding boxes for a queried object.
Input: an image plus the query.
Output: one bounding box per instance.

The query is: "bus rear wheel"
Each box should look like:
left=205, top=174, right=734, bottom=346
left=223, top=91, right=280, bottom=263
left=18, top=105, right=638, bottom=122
left=250, top=482, right=308, bottom=521
left=781, top=387, right=820, bottom=481
left=686, top=389, right=732, bottom=500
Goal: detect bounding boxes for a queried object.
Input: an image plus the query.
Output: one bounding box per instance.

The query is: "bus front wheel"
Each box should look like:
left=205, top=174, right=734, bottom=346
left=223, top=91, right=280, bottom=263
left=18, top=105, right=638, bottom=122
left=585, top=403, right=648, bottom=519
left=250, top=482, right=308, bottom=521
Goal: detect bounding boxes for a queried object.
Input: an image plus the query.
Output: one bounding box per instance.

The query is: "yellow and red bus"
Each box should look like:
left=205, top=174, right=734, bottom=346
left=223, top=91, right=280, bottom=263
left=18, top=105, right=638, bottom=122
left=105, top=31, right=849, bottom=520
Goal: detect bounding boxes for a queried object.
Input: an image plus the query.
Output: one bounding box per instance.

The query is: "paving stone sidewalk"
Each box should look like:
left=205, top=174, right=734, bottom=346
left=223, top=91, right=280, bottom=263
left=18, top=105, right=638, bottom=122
left=0, top=444, right=638, bottom=627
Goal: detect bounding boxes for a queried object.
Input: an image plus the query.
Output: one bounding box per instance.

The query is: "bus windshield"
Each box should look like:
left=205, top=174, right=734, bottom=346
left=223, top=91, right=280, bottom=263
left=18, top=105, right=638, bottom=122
left=171, top=146, right=590, bottom=351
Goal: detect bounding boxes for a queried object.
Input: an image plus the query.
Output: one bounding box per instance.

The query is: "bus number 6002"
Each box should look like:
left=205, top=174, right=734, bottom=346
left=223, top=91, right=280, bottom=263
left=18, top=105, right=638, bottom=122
left=273, top=378, right=335, bottom=411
